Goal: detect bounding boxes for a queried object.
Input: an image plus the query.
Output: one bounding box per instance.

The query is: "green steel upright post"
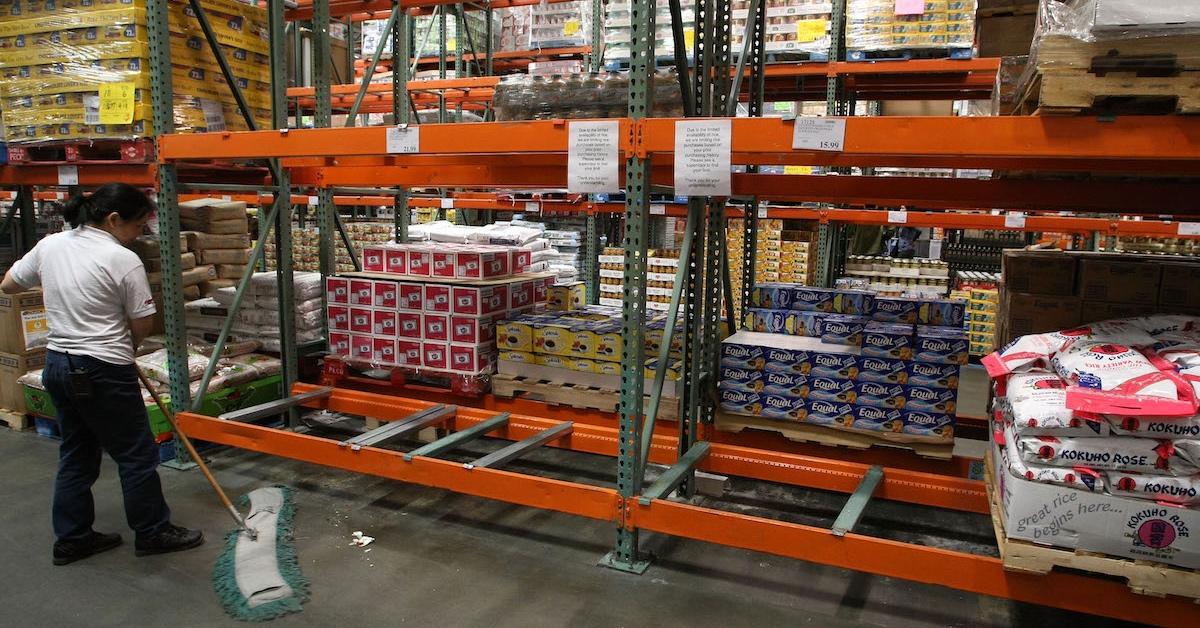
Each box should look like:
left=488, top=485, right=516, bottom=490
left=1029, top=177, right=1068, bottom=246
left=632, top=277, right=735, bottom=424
left=313, top=0, right=336, bottom=280
left=826, top=0, right=845, bottom=116
left=393, top=6, right=411, bottom=243
left=147, top=0, right=192, bottom=446
left=583, top=0, right=605, bottom=304
left=439, top=9, right=448, bottom=123
left=738, top=0, right=766, bottom=320
left=454, top=5, right=465, bottom=123
left=270, top=0, right=299, bottom=425
left=600, top=0, right=655, bottom=575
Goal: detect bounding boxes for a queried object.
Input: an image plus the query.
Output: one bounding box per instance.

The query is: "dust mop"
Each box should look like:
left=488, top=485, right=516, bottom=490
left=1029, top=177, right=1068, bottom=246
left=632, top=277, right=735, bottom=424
left=135, top=366, right=309, bottom=621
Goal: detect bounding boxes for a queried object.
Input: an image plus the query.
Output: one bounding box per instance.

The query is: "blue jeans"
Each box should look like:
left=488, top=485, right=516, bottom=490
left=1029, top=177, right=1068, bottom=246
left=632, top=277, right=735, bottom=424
left=43, top=350, right=171, bottom=543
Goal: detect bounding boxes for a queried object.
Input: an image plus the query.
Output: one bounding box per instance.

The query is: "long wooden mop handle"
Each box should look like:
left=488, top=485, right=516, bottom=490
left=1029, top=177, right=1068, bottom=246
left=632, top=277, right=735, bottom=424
left=134, top=366, right=248, bottom=530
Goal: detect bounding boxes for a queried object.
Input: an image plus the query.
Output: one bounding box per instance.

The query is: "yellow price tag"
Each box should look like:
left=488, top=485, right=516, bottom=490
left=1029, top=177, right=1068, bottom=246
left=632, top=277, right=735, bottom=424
left=684, top=27, right=695, bottom=51
left=795, top=19, right=827, bottom=43
left=98, top=82, right=136, bottom=125
left=783, top=166, right=813, bottom=175
left=446, top=38, right=456, bottom=51
left=563, top=19, right=581, bottom=36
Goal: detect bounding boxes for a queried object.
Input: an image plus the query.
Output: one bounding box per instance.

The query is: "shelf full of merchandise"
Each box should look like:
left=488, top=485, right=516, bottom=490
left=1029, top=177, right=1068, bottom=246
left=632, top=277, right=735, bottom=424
left=143, top=0, right=1200, bottom=625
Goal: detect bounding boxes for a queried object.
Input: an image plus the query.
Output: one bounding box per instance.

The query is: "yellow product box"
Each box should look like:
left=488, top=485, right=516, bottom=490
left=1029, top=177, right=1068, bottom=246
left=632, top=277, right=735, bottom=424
left=644, top=358, right=683, bottom=381
left=970, top=288, right=998, bottom=301
left=534, top=321, right=586, bottom=357
left=2, top=102, right=151, bottom=126
left=594, top=360, right=621, bottom=376
left=547, top=282, right=587, bottom=311
left=969, top=320, right=996, bottom=333
left=564, top=357, right=596, bottom=374
left=759, top=260, right=781, bottom=272
left=588, top=322, right=623, bottom=362
left=760, top=271, right=780, bottom=282
left=0, top=38, right=148, bottom=66
left=969, top=331, right=994, bottom=345
left=497, top=319, right=536, bottom=352
left=536, top=354, right=570, bottom=369
left=969, top=341, right=992, bottom=356
left=498, top=350, right=536, bottom=364
left=968, top=299, right=998, bottom=313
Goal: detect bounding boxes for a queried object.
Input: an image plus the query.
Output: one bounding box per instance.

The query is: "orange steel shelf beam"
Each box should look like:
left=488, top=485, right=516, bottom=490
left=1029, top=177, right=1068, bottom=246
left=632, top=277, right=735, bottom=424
left=289, top=0, right=583, bottom=21
left=159, top=117, right=1200, bottom=175
left=0, top=164, right=157, bottom=186
left=176, top=385, right=1199, bottom=627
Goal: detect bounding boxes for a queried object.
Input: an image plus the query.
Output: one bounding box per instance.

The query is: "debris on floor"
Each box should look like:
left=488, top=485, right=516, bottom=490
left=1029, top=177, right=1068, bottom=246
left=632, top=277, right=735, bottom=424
left=350, top=531, right=375, bottom=547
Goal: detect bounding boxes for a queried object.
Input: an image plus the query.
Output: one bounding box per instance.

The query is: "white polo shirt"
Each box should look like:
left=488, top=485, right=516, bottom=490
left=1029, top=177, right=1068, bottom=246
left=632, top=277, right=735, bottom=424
left=9, top=226, right=156, bottom=365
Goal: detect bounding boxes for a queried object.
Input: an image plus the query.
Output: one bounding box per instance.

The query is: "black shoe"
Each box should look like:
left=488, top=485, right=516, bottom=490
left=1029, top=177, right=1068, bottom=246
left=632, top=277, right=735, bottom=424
left=135, top=524, right=204, bottom=557
left=53, top=531, right=123, bottom=566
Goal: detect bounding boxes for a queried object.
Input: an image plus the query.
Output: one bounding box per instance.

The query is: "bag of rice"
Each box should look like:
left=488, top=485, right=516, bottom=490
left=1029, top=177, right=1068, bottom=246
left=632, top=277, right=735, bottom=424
left=983, top=322, right=1158, bottom=377
left=1001, top=371, right=1108, bottom=437
left=1052, top=341, right=1178, bottom=399
left=1017, top=434, right=1200, bottom=476
left=1108, top=470, right=1200, bottom=506
left=1000, top=426, right=1105, bottom=492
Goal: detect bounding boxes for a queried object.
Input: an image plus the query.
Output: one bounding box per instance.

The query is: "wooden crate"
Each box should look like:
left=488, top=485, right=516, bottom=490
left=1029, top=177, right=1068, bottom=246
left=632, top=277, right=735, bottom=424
left=984, top=455, right=1200, bottom=601
left=0, top=408, right=30, bottom=431
left=714, top=411, right=955, bottom=460
left=492, top=373, right=680, bottom=421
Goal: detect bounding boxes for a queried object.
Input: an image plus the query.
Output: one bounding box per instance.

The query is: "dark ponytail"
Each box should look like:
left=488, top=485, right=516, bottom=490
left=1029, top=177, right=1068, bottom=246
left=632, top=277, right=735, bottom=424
left=60, top=183, right=156, bottom=229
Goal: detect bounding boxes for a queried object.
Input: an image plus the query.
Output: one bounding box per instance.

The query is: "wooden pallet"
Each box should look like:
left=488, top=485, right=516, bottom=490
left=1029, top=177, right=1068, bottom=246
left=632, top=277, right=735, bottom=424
left=984, top=455, right=1200, bottom=601
left=0, top=408, right=30, bottom=431
left=492, top=373, right=680, bottom=421
left=6, top=138, right=155, bottom=164
left=1015, top=70, right=1200, bottom=115
left=714, top=411, right=954, bottom=460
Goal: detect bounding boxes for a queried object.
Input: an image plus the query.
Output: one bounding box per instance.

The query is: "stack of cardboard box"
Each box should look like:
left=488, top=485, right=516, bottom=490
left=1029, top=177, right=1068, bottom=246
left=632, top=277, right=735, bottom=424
left=0, top=288, right=46, bottom=419
left=998, top=250, right=1200, bottom=347
left=178, top=199, right=251, bottom=297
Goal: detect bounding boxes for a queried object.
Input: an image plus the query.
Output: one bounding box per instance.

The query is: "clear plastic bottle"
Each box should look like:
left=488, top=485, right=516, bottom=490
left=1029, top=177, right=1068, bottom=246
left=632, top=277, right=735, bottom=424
left=562, top=73, right=584, bottom=118
left=545, top=74, right=567, bottom=119
left=493, top=74, right=519, bottom=121
left=604, top=70, right=628, bottom=117
left=579, top=71, right=606, bottom=118
left=530, top=75, right=550, bottom=120
left=652, top=68, right=684, bottom=117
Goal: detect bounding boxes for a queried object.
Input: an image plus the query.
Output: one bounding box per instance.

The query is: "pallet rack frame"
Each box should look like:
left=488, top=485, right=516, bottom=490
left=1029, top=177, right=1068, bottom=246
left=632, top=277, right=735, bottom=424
left=1, top=0, right=1194, bottom=623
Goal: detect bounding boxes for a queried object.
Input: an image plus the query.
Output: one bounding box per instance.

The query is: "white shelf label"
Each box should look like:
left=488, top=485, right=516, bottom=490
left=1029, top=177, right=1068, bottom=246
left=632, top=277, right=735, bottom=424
left=567, top=120, right=621, bottom=193
left=308, top=195, right=319, bottom=206
left=440, top=198, right=455, bottom=209
left=385, top=126, right=420, bottom=153
left=1004, top=212, right=1027, bottom=229
left=757, top=205, right=769, bottom=219
left=57, top=165, right=79, bottom=186
left=524, top=201, right=540, bottom=213
left=1179, top=222, right=1200, bottom=236
left=887, top=210, right=907, bottom=224
left=674, top=119, right=732, bottom=196
left=791, top=117, right=846, bottom=152
left=650, top=204, right=666, bottom=215
left=222, top=195, right=234, bottom=202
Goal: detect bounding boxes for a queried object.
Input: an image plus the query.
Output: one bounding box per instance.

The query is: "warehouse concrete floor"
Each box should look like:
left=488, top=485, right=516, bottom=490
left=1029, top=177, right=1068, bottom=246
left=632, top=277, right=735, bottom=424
left=0, top=427, right=1135, bottom=628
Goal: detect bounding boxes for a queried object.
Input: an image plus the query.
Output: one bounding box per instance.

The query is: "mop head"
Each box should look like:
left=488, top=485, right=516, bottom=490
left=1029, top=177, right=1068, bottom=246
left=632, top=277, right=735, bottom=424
left=213, top=485, right=310, bottom=622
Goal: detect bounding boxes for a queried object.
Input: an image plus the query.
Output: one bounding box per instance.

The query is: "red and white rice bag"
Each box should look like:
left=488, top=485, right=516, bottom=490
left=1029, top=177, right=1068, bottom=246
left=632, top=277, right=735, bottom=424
left=1001, top=426, right=1105, bottom=492
left=999, top=371, right=1108, bottom=437
left=1132, top=314, right=1200, bottom=336
left=983, top=321, right=1157, bottom=377
left=1051, top=341, right=1178, bottom=400
left=1156, top=330, right=1200, bottom=369
left=1016, top=434, right=1200, bottom=476
left=1108, top=413, right=1200, bottom=440
left=1107, top=470, right=1200, bottom=506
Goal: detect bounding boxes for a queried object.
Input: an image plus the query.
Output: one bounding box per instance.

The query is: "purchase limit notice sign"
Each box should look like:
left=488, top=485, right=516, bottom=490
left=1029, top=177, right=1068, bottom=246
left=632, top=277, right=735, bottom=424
left=674, top=119, right=731, bottom=196
left=567, top=120, right=620, bottom=193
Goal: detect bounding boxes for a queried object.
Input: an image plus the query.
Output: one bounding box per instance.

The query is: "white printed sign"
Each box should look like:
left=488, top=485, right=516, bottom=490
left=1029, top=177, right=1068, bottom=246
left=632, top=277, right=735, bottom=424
left=440, top=198, right=455, bottom=209
left=791, top=117, right=846, bottom=152
left=1004, top=212, right=1027, bottom=229
left=1179, top=222, right=1200, bottom=236
left=57, top=165, right=79, bottom=186
left=650, top=204, right=666, bottom=215
left=887, top=210, right=907, bottom=224
left=524, top=201, right=540, bottom=213
left=199, top=99, right=227, bottom=132
left=385, top=126, right=420, bottom=153
left=674, top=119, right=731, bottom=196
left=83, top=95, right=101, bottom=125
left=567, top=120, right=620, bottom=193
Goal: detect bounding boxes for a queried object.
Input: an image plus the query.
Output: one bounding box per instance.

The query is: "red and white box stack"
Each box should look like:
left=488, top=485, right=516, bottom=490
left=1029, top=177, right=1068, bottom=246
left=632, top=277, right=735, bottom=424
left=326, top=267, right=548, bottom=375
left=361, top=242, right=533, bottom=280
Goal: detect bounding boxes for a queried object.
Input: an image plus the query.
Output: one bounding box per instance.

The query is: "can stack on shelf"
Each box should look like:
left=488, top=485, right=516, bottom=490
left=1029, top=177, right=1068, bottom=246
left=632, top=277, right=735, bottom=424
left=840, top=255, right=950, bottom=297
left=0, top=0, right=272, bottom=145
left=722, top=284, right=967, bottom=444
left=598, top=246, right=679, bottom=312
left=845, top=0, right=977, bottom=60
left=264, top=222, right=394, bottom=274
left=731, top=0, right=834, bottom=60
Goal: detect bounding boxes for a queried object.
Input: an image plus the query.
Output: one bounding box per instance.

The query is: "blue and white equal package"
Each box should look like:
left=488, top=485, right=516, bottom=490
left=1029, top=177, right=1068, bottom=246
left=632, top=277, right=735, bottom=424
left=918, top=298, right=966, bottom=327
left=807, top=376, right=856, bottom=404
left=790, top=286, right=837, bottom=312
left=852, top=405, right=904, bottom=433
left=718, top=365, right=764, bottom=393
left=904, top=385, right=958, bottom=415
left=809, top=351, right=859, bottom=380
left=861, top=322, right=915, bottom=360
left=761, top=370, right=811, bottom=397
left=744, top=308, right=798, bottom=335
left=833, top=290, right=876, bottom=316
left=763, top=345, right=814, bottom=374
left=792, top=311, right=825, bottom=337
left=913, top=326, right=969, bottom=365
left=719, top=388, right=764, bottom=416
left=905, top=361, right=960, bottom=389
left=760, top=394, right=808, bottom=421
left=750, top=283, right=794, bottom=310
left=871, top=296, right=919, bottom=324
left=721, top=337, right=767, bottom=370
left=900, top=410, right=954, bottom=440
left=806, top=399, right=854, bottom=428
left=858, top=356, right=909, bottom=385
left=854, top=381, right=907, bottom=409
left=815, top=314, right=867, bottom=346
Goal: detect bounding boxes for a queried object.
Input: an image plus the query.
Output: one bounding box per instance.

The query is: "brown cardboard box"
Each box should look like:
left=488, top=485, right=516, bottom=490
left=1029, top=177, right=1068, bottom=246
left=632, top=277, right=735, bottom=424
left=131, top=235, right=187, bottom=259
left=182, top=286, right=202, bottom=301
left=180, top=252, right=197, bottom=270
left=1003, top=292, right=1082, bottom=341
left=1076, top=255, right=1161, bottom=304
left=178, top=199, right=248, bottom=222
left=880, top=101, right=954, bottom=116
left=197, top=248, right=252, bottom=265
left=1002, top=250, right=1077, bottom=295
left=0, top=290, right=48, bottom=355
left=216, top=264, right=248, bottom=279
left=1158, top=261, right=1200, bottom=310
left=182, top=217, right=248, bottom=235
left=0, top=351, right=46, bottom=413
left=184, top=231, right=251, bottom=250
left=1081, top=301, right=1157, bottom=322
left=978, top=15, right=1037, bottom=58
